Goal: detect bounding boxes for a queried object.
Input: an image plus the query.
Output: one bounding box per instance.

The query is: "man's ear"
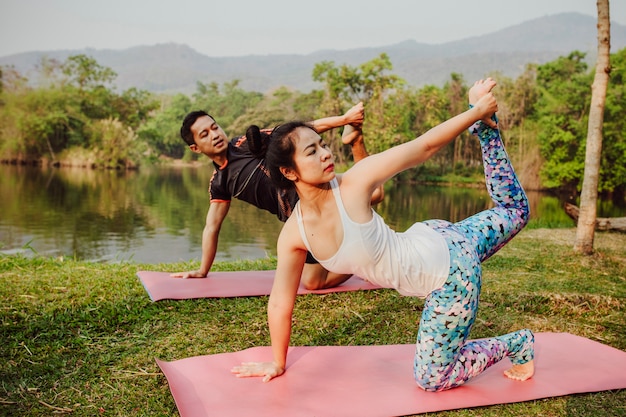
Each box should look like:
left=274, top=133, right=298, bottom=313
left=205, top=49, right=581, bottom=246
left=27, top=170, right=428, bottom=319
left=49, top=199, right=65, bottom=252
left=189, top=144, right=200, bottom=154
left=280, top=166, right=298, bottom=181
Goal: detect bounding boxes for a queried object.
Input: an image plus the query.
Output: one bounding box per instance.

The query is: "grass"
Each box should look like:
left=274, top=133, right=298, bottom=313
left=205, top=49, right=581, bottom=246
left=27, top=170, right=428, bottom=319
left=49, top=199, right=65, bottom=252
left=1, top=228, right=625, bottom=417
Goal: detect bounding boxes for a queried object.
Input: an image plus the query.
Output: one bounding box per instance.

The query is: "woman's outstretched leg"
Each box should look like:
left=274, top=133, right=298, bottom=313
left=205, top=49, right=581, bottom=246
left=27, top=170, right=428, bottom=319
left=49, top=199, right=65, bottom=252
left=414, top=79, right=533, bottom=391
left=455, top=79, right=530, bottom=262
left=463, top=80, right=535, bottom=380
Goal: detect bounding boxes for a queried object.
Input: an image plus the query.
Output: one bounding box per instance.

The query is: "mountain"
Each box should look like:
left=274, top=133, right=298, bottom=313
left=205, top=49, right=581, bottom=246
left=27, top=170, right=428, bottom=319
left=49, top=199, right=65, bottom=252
left=1, top=13, right=625, bottom=94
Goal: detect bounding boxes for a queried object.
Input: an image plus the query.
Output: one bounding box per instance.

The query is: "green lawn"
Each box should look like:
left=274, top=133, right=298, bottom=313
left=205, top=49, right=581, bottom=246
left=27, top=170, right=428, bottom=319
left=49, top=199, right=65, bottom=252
left=1, top=229, right=625, bottom=416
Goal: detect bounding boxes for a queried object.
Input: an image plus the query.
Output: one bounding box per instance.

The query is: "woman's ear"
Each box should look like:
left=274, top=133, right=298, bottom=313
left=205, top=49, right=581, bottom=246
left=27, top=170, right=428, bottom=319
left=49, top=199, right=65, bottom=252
left=280, top=166, right=298, bottom=181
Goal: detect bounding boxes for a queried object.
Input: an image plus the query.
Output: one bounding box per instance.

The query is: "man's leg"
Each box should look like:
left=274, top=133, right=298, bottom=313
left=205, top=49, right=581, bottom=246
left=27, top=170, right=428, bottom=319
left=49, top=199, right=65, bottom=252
left=343, top=123, right=384, bottom=205
left=342, top=124, right=368, bottom=161
left=300, top=255, right=352, bottom=290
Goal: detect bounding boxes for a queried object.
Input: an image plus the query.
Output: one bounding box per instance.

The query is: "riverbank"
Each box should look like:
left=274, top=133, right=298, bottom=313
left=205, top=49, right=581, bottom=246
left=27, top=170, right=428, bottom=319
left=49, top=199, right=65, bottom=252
left=0, top=156, right=527, bottom=190
left=2, top=228, right=625, bottom=416
left=0, top=155, right=559, bottom=194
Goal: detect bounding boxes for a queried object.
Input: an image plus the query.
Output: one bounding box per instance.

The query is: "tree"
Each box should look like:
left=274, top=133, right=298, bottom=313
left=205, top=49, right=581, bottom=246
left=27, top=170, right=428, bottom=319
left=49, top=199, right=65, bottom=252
left=443, top=73, right=472, bottom=169
left=112, top=87, right=159, bottom=129
left=600, top=48, right=626, bottom=196
left=311, top=60, right=354, bottom=163
left=61, top=54, right=116, bottom=90
left=490, top=67, right=544, bottom=190
left=192, top=79, right=263, bottom=129
left=534, top=52, right=592, bottom=191
left=136, top=93, right=192, bottom=159
left=1, top=55, right=157, bottom=166
left=574, top=0, right=611, bottom=254
left=312, top=54, right=404, bottom=161
left=493, top=66, right=539, bottom=132
left=228, top=87, right=304, bottom=134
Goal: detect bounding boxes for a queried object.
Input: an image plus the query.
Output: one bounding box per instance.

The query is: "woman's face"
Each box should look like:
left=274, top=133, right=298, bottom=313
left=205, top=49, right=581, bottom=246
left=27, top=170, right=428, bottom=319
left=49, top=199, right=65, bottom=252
left=288, top=127, right=335, bottom=185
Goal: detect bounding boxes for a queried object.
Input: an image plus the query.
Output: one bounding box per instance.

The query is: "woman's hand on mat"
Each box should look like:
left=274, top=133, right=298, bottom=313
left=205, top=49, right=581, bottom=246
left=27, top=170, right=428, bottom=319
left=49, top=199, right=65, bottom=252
left=231, top=362, right=284, bottom=382
left=169, top=270, right=207, bottom=279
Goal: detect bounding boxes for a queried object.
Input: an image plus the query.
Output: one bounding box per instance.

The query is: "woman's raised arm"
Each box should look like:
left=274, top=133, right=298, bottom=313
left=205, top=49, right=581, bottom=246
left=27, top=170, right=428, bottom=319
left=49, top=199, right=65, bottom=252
left=342, top=91, right=498, bottom=197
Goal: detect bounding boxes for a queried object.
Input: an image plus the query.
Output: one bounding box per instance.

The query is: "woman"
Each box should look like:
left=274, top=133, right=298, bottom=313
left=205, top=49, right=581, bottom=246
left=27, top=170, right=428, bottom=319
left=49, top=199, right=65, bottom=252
left=231, top=78, right=534, bottom=391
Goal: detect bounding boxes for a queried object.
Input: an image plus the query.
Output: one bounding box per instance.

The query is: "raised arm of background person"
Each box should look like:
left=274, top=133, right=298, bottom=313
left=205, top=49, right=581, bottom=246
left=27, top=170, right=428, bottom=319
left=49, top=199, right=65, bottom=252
left=339, top=93, right=498, bottom=222
left=312, top=102, right=384, bottom=206
left=170, top=201, right=230, bottom=278
left=309, top=102, right=364, bottom=134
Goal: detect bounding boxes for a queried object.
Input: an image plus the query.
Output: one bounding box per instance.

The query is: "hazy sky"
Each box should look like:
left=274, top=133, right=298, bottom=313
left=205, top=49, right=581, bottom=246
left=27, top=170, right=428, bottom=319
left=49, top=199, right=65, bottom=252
left=1, top=0, right=624, bottom=58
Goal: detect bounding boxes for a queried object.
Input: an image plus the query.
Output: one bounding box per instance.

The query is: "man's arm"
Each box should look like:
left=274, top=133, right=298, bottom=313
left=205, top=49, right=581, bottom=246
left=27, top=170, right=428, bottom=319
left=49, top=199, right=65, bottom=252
left=309, top=102, right=364, bottom=134
left=170, top=201, right=230, bottom=278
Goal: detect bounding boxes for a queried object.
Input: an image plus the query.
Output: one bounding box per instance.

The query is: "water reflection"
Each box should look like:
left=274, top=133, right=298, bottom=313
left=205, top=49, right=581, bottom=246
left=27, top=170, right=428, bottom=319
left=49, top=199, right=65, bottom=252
left=1, top=165, right=622, bottom=264
left=3, top=164, right=285, bottom=263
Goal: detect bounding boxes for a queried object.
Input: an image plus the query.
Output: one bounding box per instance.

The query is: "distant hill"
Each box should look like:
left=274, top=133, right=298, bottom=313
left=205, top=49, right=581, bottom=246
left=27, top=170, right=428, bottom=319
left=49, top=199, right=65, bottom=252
left=1, top=13, right=625, bottom=94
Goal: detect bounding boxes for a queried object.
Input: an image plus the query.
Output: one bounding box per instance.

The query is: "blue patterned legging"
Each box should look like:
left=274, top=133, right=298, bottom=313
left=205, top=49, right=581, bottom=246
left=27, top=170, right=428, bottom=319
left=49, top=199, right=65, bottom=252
left=413, top=118, right=534, bottom=392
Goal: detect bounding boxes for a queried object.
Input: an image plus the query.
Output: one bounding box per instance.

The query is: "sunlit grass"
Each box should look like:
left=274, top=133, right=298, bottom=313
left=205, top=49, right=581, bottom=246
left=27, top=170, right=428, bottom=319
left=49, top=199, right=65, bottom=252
left=1, top=228, right=625, bottom=416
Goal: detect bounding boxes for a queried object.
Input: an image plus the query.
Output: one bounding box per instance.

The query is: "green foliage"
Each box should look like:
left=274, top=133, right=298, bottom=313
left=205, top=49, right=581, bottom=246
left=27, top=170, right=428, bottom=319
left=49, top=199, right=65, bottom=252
left=137, top=93, right=192, bottom=159
left=0, top=85, right=77, bottom=159
left=312, top=53, right=406, bottom=162
left=0, top=54, right=156, bottom=167
left=87, top=118, right=145, bottom=169
left=61, top=54, right=117, bottom=90
left=192, top=80, right=264, bottom=128
left=492, top=65, right=540, bottom=130
left=139, top=80, right=269, bottom=160
left=134, top=47, right=626, bottom=194
left=113, top=87, right=159, bottom=129
left=531, top=50, right=626, bottom=194
left=1, top=48, right=625, bottom=195
left=600, top=48, right=626, bottom=193
left=228, top=87, right=302, bottom=133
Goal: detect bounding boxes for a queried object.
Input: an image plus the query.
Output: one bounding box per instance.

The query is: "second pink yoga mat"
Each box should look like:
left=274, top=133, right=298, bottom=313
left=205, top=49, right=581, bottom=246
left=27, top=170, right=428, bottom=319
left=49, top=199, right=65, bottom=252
left=137, top=270, right=381, bottom=301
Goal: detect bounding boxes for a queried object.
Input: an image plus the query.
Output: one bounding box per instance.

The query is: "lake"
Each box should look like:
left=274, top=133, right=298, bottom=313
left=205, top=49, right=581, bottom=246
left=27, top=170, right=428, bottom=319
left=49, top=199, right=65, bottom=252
left=2, top=164, right=622, bottom=264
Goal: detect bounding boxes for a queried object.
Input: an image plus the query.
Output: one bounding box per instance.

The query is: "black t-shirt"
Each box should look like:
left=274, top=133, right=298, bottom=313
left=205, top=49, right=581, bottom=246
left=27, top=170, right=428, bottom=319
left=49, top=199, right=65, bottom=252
left=208, top=135, right=298, bottom=222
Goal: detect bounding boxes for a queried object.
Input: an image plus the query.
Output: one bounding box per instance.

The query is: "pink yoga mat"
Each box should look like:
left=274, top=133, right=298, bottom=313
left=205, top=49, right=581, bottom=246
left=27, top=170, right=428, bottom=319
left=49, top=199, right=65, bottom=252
left=156, top=333, right=626, bottom=417
left=137, top=270, right=381, bottom=301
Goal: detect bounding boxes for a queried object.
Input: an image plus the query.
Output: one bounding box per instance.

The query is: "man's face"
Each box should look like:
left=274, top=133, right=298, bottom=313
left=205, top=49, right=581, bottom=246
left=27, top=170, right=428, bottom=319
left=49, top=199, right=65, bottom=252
left=189, top=115, right=228, bottom=158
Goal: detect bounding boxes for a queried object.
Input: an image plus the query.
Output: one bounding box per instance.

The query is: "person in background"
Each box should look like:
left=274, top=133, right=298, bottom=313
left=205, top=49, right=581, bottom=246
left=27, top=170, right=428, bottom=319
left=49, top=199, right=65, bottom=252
left=231, top=78, right=535, bottom=391
left=171, top=103, right=383, bottom=290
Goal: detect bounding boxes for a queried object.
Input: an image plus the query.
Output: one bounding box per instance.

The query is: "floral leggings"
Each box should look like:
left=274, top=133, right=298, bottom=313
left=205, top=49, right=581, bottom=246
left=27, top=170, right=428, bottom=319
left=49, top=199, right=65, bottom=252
left=413, top=118, right=534, bottom=391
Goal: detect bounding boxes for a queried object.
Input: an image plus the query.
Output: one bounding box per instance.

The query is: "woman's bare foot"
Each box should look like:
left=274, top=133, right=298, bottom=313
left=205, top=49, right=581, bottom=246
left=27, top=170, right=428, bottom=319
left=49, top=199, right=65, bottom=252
left=341, top=124, right=369, bottom=162
left=504, top=360, right=534, bottom=381
left=502, top=329, right=534, bottom=381
left=341, top=124, right=362, bottom=145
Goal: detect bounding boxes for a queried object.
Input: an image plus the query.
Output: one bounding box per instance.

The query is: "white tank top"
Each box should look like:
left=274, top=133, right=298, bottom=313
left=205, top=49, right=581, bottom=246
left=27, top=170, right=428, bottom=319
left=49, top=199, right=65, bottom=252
left=295, top=179, right=450, bottom=297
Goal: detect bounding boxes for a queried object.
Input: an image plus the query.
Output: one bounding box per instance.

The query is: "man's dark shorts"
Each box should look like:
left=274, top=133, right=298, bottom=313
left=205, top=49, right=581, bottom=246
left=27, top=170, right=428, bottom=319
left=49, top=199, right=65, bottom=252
left=305, top=251, right=318, bottom=264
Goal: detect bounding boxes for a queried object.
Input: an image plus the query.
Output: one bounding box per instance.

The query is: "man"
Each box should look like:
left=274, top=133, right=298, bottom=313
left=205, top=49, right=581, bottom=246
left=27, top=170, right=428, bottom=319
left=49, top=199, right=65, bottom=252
left=171, top=103, right=382, bottom=289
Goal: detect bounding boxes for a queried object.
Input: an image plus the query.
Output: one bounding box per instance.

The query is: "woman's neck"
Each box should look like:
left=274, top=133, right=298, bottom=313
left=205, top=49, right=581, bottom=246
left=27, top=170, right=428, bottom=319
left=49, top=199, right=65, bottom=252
left=296, top=181, right=332, bottom=213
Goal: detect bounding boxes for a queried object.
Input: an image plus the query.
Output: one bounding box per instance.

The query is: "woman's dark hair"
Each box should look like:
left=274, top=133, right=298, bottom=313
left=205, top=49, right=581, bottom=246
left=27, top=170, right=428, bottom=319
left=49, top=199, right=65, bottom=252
left=246, top=125, right=271, bottom=158
left=245, top=121, right=313, bottom=190
left=180, top=110, right=215, bottom=146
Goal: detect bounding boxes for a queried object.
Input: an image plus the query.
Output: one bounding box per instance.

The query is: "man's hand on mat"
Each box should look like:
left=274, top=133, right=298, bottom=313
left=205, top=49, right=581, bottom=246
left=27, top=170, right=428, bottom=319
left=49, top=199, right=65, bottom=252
left=231, top=362, right=284, bottom=382
left=170, top=270, right=207, bottom=279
